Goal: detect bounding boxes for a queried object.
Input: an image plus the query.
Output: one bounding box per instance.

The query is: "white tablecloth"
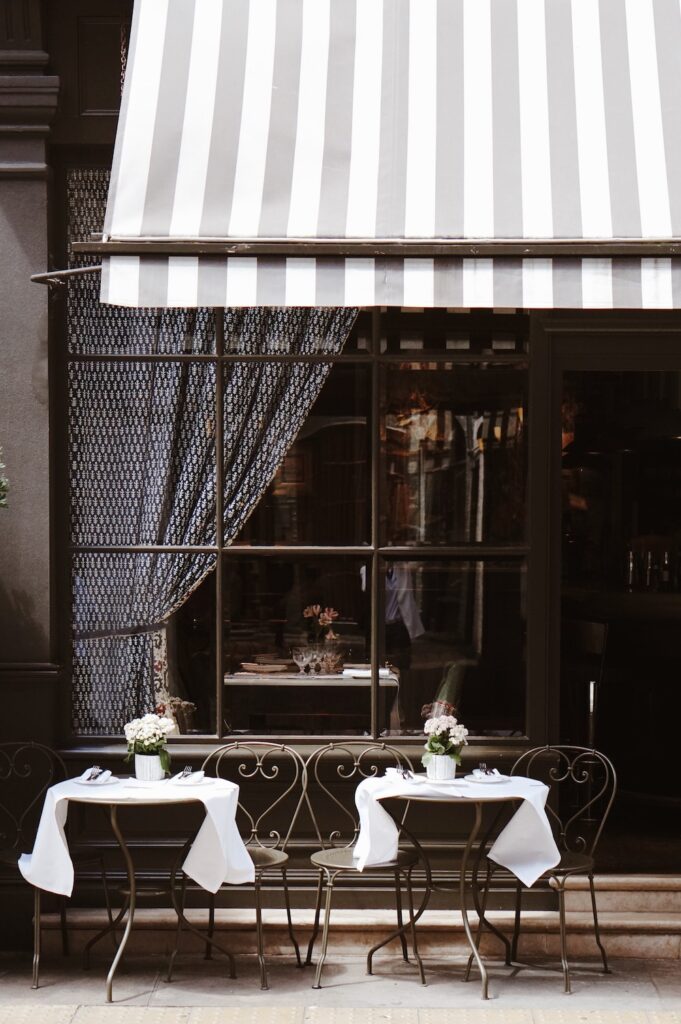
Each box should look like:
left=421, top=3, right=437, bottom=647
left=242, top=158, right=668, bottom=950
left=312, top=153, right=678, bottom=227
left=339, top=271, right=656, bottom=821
left=18, top=777, right=255, bottom=897
left=353, top=775, right=560, bottom=887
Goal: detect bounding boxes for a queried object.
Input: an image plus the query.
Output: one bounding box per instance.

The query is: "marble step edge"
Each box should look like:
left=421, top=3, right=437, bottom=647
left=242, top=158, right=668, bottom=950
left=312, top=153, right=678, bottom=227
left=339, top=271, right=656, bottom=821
left=561, top=875, right=681, bottom=892
left=40, top=907, right=681, bottom=935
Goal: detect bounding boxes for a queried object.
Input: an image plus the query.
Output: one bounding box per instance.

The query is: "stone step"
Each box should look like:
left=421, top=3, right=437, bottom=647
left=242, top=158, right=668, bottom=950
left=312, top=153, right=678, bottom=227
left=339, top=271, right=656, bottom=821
left=561, top=875, right=681, bottom=914
left=41, top=905, right=681, bottom=962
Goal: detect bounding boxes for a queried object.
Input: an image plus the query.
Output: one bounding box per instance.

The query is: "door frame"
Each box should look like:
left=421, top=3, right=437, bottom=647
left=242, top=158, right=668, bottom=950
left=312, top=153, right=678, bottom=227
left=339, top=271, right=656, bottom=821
left=537, top=311, right=681, bottom=743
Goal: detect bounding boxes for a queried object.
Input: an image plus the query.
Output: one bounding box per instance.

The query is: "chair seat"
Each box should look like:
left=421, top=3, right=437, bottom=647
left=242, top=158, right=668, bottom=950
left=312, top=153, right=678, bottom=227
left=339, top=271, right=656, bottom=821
left=548, top=850, right=595, bottom=877
left=310, top=846, right=417, bottom=872
left=249, top=846, right=288, bottom=869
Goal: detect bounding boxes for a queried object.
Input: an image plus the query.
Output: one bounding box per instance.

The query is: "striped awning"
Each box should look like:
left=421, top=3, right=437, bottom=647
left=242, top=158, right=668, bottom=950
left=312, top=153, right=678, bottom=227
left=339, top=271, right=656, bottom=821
left=96, top=0, right=681, bottom=309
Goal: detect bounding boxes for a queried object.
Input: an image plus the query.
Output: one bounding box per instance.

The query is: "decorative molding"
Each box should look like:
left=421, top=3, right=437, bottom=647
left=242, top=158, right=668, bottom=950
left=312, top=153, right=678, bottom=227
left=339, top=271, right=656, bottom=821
left=0, top=48, right=49, bottom=73
left=0, top=0, right=44, bottom=54
left=0, top=74, right=59, bottom=127
left=0, top=160, right=47, bottom=178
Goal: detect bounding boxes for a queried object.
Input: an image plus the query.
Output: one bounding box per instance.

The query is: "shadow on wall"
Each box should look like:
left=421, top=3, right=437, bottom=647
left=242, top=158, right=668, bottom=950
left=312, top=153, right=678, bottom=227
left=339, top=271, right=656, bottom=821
left=0, top=582, right=48, bottom=661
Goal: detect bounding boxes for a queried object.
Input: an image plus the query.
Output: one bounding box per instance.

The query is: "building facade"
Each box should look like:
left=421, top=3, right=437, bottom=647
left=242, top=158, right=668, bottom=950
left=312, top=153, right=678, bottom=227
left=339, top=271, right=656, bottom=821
left=2, top=0, right=681, bottom=945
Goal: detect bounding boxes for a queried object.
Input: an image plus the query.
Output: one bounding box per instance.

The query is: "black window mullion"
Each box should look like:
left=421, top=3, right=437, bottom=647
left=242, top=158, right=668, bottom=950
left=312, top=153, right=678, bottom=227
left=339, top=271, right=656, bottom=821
left=370, top=309, right=381, bottom=737
left=215, top=308, right=225, bottom=739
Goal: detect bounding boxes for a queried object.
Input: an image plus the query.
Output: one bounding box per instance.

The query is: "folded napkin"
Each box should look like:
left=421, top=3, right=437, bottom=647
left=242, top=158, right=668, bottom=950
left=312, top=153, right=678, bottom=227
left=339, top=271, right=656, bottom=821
left=470, top=768, right=503, bottom=779
left=384, top=766, right=413, bottom=782
left=171, top=770, right=205, bottom=784
left=342, top=667, right=392, bottom=678
left=78, top=767, right=112, bottom=784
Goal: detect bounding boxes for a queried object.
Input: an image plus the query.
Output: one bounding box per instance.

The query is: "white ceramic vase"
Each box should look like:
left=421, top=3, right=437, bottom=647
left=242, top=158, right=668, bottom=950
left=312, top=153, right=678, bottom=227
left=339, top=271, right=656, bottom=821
left=426, top=754, right=457, bottom=781
left=134, top=753, right=165, bottom=781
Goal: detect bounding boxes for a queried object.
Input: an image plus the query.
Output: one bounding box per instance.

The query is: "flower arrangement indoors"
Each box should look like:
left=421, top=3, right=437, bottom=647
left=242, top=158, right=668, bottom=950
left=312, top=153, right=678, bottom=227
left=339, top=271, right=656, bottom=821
left=422, top=714, right=469, bottom=780
left=303, top=604, right=339, bottom=641
left=124, top=712, right=176, bottom=781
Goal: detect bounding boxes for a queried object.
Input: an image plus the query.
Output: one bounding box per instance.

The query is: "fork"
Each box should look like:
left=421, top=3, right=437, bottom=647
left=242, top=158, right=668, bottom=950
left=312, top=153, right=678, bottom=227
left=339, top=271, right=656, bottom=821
left=180, top=764, right=193, bottom=779
left=86, top=765, right=103, bottom=781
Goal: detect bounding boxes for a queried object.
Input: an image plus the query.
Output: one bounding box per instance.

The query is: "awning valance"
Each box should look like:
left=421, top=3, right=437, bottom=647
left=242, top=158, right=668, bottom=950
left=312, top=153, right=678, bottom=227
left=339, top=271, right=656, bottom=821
left=95, top=0, right=681, bottom=309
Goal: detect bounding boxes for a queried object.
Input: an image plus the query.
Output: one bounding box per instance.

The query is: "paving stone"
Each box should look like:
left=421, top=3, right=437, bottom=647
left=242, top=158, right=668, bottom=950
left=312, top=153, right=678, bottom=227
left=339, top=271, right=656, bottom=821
left=305, top=1010, right=418, bottom=1024
left=190, top=1010, right=303, bottom=1024
left=532, top=1010, right=654, bottom=1023
left=73, top=1009, right=191, bottom=1024
left=0, top=1009, right=77, bottom=1024
left=420, top=1010, right=533, bottom=1024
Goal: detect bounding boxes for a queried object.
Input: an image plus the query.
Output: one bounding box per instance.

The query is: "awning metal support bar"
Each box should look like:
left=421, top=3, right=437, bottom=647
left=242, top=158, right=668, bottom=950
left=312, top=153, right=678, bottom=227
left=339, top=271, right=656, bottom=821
left=31, top=265, right=103, bottom=287
left=72, top=237, right=681, bottom=258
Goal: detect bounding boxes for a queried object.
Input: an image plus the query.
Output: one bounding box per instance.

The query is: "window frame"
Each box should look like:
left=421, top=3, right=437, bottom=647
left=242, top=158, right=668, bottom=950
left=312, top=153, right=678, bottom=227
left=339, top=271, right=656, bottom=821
left=61, top=295, right=540, bottom=744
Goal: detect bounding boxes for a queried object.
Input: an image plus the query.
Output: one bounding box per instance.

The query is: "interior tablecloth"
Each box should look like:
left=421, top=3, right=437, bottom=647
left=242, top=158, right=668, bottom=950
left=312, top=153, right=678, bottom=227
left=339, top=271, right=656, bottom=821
left=353, top=775, right=560, bottom=887
left=18, top=778, right=255, bottom=896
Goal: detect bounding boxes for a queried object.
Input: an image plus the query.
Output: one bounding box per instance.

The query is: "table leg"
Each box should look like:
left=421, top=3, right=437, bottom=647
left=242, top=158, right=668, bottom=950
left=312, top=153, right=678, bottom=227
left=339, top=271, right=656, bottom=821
left=365, top=816, right=433, bottom=976
left=465, top=807, right=513, bottom=976
left=460, top=802, right=489, bottom=1000
left=167, top=839, right=237, bottom=980
left=106, top=805, right=135, bottom=1003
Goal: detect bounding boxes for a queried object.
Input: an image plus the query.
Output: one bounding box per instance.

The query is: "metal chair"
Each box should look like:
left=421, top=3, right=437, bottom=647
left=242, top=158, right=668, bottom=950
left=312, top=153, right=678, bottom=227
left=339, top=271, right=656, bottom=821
left=468, top=744, right=616, bottom=994
left=168, top=741, right=306, bottom=990
left=0, top=741, right=113, bottom=988
left=304, top=741, right=426, bottom=990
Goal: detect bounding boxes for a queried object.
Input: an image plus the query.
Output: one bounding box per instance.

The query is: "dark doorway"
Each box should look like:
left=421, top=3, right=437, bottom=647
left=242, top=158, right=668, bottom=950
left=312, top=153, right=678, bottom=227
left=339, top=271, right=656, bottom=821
left=556, top=335, right=681, bottom=871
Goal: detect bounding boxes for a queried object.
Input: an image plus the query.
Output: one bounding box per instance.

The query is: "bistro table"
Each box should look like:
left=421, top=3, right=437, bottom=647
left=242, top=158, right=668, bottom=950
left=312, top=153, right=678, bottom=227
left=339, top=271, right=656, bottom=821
left=353, top=772, right=560, bottom=1000
left=18, top=775, right=255, bottom=1002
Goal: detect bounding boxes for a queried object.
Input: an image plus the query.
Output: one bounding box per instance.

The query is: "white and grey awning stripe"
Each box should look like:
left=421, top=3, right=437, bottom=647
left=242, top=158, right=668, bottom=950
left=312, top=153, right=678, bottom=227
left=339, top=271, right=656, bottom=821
left=100, top=0, right=681, bottom=309
left=101, top=255, right=681, bottom=309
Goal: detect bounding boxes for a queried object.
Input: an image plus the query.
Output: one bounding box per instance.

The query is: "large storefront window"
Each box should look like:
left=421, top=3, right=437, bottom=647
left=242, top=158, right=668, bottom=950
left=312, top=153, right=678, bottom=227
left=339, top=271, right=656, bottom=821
left=64, top=169, right=531, bottom=740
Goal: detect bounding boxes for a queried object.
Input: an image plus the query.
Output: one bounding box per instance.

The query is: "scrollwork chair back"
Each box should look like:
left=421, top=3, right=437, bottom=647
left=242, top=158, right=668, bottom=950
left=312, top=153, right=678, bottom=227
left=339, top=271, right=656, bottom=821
left=512, top=745, right=616, bottom=858
left=305, top=741, right=416, bottom=850
left=0, top=743, right=66, bottom=861
left=201, top=741, right=307, bottom=852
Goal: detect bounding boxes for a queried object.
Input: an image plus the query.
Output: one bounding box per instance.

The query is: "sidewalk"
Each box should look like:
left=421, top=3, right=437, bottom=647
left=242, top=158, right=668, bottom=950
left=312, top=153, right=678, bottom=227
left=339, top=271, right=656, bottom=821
left=0, top=954, right=679, bottom=1022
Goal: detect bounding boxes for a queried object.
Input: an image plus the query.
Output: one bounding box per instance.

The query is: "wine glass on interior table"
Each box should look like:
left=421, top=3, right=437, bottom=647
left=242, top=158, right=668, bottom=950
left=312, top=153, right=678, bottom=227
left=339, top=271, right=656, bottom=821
left=292, top=647, right=309, bottom=675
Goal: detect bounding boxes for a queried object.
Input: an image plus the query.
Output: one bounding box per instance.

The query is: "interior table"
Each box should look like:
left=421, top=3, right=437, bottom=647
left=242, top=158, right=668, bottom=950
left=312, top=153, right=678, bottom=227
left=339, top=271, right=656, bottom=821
left=224, top=671, right=401, bottom=732
left=19, top=777, right=255, bottom=1002
left=354, top=774, right=560, bottom=1000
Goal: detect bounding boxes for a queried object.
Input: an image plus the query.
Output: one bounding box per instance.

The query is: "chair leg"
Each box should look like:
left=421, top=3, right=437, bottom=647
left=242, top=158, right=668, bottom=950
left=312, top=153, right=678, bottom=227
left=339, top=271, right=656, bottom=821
left=511, top=880, right=523, bottom=962
left=589, top=873, right=610, bottom=974
left=204, top=892, right=215, bottom=960
left=59, top=897, right=69, bottom=957
left=166, top=872, right=187, bottom=983
left=254, top=872, right=268, bottom=990
left=464, top=859, right=492, bottom=982
left=556, top=880, right=571, bottom=994
left=312, top=872, right=335, bottom=990
left=31, top=888, right=41, bottom=990
left=305, top=869, right=324, bottom=967
left=282, top=867, right=302, bottom=967
left=404, top=867, right=426, bottom=986
left=394, top=870, right=409, bottom=963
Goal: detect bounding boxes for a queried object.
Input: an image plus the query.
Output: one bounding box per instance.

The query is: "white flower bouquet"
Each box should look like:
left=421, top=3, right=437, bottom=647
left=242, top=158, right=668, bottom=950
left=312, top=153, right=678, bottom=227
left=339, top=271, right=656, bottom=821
left=422, top=714, right=469, bottom=769
left=124, top=713, right=175, bottom=773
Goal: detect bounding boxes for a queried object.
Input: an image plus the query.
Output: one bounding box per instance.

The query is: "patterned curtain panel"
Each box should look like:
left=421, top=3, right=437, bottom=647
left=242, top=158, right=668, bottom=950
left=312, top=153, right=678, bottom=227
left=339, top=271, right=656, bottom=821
left=67, top=169, right=357, bottom=734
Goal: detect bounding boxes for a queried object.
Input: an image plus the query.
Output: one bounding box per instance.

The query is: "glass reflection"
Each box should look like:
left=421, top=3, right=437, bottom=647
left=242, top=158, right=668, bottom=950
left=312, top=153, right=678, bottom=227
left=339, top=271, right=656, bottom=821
left=382, top=363, right=527, bottom=545
left=381, top=559, right=526, bottom=736
left=221, top=556, right=372, bottom=734
left=234, top=364, right=370, bottom=546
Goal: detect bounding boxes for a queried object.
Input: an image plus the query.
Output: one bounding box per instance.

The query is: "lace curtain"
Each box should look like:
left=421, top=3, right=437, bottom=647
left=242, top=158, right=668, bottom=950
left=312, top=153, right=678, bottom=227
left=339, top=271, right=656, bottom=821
left=67, top=170, right=357, bottom=733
